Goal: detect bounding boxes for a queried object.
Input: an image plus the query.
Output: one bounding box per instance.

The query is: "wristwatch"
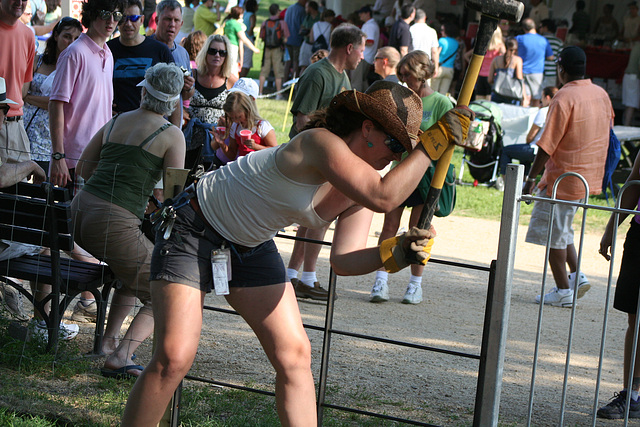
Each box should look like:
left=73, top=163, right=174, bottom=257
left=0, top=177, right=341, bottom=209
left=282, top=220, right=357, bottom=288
left=52, top=152, right=66, bottom=160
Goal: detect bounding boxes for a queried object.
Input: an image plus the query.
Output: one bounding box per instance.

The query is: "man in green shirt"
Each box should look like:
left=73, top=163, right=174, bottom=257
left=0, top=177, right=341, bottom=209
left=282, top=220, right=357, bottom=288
left=193, top=0, right=220, bottom=35
left=287, top=23, right=366, bottom=300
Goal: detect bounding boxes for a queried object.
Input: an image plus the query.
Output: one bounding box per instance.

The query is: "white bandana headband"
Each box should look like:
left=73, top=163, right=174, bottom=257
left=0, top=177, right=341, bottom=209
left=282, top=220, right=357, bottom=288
left=137, top=79, right=180, bottom=102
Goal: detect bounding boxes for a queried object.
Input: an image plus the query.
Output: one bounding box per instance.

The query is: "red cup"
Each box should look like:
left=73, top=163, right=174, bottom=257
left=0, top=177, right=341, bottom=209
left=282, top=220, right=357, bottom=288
left=239, top=129, right=252, bottom=143
left=216, top=126, right=226, bottom=136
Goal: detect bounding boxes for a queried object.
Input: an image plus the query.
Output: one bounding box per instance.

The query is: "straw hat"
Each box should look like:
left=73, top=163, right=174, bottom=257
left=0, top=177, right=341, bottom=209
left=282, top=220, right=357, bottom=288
left=330, top=80, right=422, bottom=152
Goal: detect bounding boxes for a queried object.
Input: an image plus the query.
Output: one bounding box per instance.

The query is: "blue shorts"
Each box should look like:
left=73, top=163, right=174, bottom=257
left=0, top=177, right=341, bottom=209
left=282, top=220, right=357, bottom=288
left=149, top=203, right=287, bottom=292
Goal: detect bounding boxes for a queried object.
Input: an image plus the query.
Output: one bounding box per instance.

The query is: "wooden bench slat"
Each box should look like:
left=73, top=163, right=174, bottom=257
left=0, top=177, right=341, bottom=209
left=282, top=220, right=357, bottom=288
left=0, top=182, right=70, bottom=202
left=0, top=208, right=71, bottom=234
left=0, top=226, right=74, bottom=251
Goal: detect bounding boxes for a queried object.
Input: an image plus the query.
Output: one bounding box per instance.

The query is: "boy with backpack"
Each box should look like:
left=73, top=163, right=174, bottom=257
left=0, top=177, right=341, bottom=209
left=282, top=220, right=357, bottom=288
left=259, top=3, right=290, bottom=99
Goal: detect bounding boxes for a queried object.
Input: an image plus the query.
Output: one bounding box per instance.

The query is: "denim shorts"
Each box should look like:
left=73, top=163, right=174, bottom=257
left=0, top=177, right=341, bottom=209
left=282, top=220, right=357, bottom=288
left=149, top=203, right=287, bottom=292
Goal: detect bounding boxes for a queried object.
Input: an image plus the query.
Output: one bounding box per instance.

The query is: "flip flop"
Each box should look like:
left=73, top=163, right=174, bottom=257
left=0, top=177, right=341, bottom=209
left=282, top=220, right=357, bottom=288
left=100, top=364, right=144, bottom=380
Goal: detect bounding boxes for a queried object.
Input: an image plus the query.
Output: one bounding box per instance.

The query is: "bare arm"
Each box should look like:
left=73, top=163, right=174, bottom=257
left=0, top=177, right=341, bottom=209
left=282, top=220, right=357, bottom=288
left=23, top=94, right=50, bottom=110
left=48, top=99, right=71, bottom=187
left=168, top=105, right=182, bottom=127
left=514, top=57, right=524, bottom=80
left=330, top=205, right=381, bottom=275
left=238, top=31, right=260, bottom=53
left=399, top=45, right=408, bottom=57
left=488, top=57, right=499, bottom=84
left=295, top=113, right=310, bottom=134
left=247, top=129, right=277, bottom=151
left=431, top=47, right=439, bottom=77
left=522, top=147, right=550, bottom=195
left=182, top=75, right=195, bottom=101
left=76, top=123, right=108, bottom=181
left=526, top=124, right=541, bottom=144
left=600, top=151, right=640, bottom=260
left=0, top=161, right=46, bottom=187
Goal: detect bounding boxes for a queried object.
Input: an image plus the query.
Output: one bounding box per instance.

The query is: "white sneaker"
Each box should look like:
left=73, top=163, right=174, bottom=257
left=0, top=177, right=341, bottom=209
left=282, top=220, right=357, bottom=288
left=568, top=271, right=590, bottom=299
left=30, top=319, right=79, bottom=341
left=369, top=278, right=389, bottom=302
left=401, top=282, right=423, bottom=304
left=0, top=282, right=30, bottom=321
left=535, top=287, right=574, bottom=307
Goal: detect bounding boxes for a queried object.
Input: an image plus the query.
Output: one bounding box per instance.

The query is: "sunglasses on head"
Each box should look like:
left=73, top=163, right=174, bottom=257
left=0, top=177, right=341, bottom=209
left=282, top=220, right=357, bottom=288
left=207, top=48, right=227, bottom=57
left=98, top=10, right=123, bottom=21
left=384, top=134, right=405, bottom=154
left=54, top=16, right=80, bottom=31
left=120, top=14, right=142, bottom=23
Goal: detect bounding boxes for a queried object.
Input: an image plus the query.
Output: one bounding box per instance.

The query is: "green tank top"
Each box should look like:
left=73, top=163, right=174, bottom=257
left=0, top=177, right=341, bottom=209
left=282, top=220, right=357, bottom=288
left=83, top=116, right=169, bottom=220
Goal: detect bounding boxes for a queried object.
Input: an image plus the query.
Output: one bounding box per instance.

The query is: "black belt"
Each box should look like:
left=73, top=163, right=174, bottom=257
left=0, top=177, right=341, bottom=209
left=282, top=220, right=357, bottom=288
left=6, top=116, right=22, bottom=122
left=187, top=189, right=253, bottom=253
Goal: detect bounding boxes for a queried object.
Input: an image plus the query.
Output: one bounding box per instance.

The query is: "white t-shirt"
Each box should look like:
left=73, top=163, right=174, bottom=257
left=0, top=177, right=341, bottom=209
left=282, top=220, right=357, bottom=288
left=229, top=120, right=274, bottom=143
left=361, top=18, right=380, bottom=64
left=530, top=106, right=549, bottom=152
left=410, top=22, right=439, bottom=58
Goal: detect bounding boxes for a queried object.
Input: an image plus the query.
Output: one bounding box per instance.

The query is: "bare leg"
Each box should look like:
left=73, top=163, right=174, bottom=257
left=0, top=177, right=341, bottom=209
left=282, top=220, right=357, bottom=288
left=121, top=280, right=204, bottom=427
left=259, top=75, right=266, bottom=95
left=624, top=107, right=636, bottom=127
left=302, top=224, right=330, bottom=273
left=549, top=248, right=570, bottom=289
left=101, top=292, right=136, bottom=355
left=287, top=226, right=308, bottom=272
left=565, top=243, right=578, bottom=274
left=103, top=305, right=154, bottom=377
left=225, top=283, right=316, bottom=426
left=623, top=314, right=640, bottom=392
left=408, top=205, right=426, bottom=278
left=276, top=77, right=283, bottom=93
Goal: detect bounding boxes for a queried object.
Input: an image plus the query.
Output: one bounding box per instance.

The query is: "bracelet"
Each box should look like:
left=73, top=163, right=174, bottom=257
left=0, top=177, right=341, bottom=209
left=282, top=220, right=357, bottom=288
left=526, top=177, right=536, bottom=183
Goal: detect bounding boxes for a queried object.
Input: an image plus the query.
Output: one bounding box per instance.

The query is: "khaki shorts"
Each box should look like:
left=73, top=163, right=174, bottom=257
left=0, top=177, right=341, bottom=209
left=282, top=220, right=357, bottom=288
left=260, top=47, right=284, bottom=79
left=0, top=118, right=31, bottom=163
left=71, top=190, right=153, bottom=305
left=525, top=188, right=580, bottom=249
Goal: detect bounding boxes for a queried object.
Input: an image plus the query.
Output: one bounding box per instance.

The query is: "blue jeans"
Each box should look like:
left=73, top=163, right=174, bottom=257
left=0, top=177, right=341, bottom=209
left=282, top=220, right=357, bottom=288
left=499, top=144, right=536, bottom=176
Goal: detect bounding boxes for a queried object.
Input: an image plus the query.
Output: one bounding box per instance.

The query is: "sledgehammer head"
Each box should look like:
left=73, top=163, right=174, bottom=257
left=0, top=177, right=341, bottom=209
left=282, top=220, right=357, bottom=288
left=466, top=0, right=524, bottom=22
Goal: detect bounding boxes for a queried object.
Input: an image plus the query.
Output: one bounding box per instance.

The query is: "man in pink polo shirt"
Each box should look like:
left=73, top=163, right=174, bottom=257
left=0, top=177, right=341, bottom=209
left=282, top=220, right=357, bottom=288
left=523, top=46, right=614, bottom=308
left=0, top=0, right=35, bottom=163
left=49, top=0, right=124, bottom=322
left=49, top=0, right=124, bottom=190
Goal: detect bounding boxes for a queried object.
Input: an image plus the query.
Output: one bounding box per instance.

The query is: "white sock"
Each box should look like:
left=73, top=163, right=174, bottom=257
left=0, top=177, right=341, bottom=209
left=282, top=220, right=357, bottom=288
left=632, top=389, right=639, bottom=401
left=375, top=271, right=388, bottom=281
left=79, top=297, right=95, bottom=306
left=557, top=288, right=571, bottom=295
left=286, top=268, right=298, bottom=281
left=300, top=271, right=317, bottom=287
left=409, top=275, right=422, bottom=285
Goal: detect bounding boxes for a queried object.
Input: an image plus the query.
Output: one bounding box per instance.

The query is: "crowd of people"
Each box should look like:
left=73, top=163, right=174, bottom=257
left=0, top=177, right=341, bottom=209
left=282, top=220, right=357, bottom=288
left=3, top=0, right=640, bottom=423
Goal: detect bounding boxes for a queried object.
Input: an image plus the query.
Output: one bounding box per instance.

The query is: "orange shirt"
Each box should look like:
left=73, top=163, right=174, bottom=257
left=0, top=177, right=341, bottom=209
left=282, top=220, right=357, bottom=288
left=536, top=79, right=614, bottom=200
left=0, top=20, right=35, bottom=117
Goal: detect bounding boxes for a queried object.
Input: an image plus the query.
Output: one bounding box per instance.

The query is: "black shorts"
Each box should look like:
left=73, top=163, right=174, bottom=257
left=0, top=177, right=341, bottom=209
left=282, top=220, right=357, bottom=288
left=401, top=189, right=424, bottom=208
left=150, top=203, right=287, bottom=292
left=613, top=220, right=640, bottom=314
left=475, top=76, right=492, bottom=96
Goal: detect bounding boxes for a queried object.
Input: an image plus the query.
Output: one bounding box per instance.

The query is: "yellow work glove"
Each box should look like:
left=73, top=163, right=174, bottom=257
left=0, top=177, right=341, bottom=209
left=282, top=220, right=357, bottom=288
left=420, top=106, right=474, bottom=160
left=379, top=227, right=436, bottom=273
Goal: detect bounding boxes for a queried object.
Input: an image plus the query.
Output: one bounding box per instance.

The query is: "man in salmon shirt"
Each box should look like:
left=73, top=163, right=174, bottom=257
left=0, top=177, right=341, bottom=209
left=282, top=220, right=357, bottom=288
left=523, top=46, right=614, bottom=308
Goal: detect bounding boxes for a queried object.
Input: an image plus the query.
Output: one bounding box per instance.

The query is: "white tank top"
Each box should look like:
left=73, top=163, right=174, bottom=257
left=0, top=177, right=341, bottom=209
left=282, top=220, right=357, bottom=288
left=197, top=145, right=330, bottom=247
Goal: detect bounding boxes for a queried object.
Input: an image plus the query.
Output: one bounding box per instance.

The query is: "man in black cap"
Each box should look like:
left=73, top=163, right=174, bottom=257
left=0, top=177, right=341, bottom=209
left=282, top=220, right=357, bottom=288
left=523, top=46, right=614, bottom=309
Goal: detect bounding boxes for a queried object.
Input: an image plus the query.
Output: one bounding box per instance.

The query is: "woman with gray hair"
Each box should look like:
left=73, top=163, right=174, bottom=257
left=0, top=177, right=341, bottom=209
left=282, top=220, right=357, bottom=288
left=71, top=62, right=186, bottom=379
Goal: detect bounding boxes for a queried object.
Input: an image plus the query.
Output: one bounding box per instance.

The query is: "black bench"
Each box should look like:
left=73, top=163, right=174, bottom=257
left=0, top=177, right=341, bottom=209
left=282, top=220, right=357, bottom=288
left=0, top=182, right=117, bottom=352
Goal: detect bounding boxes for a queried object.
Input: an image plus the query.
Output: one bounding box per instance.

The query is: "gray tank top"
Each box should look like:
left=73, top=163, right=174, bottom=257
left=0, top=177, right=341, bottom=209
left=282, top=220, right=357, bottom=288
left=197, top=146, right=330, bottom=247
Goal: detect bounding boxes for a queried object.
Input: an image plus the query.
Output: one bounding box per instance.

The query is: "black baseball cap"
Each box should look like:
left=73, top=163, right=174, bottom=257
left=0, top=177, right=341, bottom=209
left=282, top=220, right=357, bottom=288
left=556, top=46, right=586, bottom=76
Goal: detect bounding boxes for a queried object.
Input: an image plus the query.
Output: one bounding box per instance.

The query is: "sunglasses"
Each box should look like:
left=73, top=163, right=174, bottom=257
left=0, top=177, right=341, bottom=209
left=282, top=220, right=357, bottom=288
left=54, top=16, right=80, bottom=32
left=384, top=134, right=405, bottom=154
left=98, top=10, right=123, bottom=21
left=207, top=48, right=227, bottom=57
left=120, top=14, right=142, bottom=23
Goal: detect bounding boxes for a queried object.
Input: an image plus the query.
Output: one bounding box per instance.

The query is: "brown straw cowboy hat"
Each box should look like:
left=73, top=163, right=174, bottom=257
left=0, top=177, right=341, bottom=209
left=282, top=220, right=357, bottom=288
left=330, top=80, right=422, bottom=152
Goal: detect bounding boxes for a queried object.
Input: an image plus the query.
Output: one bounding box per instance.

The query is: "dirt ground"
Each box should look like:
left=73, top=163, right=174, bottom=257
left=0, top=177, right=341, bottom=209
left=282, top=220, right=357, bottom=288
left=67, top=210, right=636, bottom=426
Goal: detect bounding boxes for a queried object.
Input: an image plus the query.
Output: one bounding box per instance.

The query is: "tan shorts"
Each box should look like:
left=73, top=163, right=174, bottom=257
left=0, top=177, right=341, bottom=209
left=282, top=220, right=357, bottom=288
left=0, top=118, right=31, bottom=163
left=71, top=190, right=153, bottom=305
left=525, top=188, right=579, bottom=249
left=260, top=47, right=284, bottom=79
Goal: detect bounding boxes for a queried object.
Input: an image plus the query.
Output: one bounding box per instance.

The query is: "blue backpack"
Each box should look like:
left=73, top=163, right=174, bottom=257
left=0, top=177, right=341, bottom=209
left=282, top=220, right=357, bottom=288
left=602, top=128, right=621, bottom=204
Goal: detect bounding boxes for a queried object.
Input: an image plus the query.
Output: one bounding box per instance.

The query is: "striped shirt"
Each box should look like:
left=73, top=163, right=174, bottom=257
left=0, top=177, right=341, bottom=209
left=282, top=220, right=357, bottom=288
left=543, top=34, right=562, bottom=78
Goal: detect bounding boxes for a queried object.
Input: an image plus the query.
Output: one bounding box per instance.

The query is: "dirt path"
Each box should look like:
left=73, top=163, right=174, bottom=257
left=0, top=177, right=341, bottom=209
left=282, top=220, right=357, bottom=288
left=83, top=211, right=633, bottom=425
